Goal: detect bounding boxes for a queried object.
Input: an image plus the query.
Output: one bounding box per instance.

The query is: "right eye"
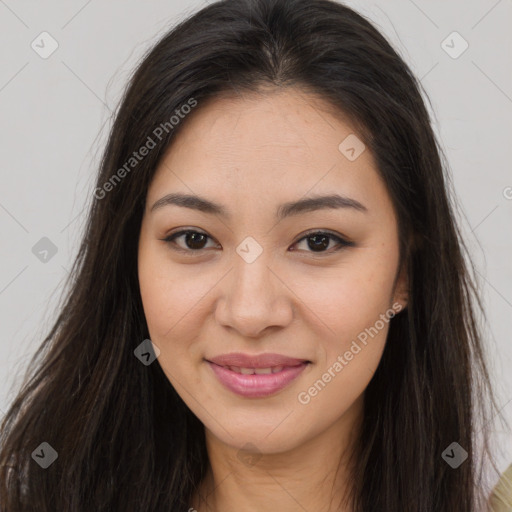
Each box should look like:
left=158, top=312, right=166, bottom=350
left=162, top=229, right=219, bottom=253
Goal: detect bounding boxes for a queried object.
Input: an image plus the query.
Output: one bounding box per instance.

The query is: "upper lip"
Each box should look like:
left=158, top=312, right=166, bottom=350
left=206, top=353, right=310, bottom=368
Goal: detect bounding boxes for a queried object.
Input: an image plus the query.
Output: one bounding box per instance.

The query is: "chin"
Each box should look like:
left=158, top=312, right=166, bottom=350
left=204, top=417, right=309, bottom=456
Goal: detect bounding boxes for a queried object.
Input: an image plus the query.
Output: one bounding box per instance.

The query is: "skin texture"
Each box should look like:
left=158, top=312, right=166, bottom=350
left=137, top=87, right=408, bottom=512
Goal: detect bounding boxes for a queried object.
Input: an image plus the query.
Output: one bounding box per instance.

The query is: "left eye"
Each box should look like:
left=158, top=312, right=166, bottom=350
left=292, top=231, right=353, bottom=253
left=163, top=230, right=353, bottom=254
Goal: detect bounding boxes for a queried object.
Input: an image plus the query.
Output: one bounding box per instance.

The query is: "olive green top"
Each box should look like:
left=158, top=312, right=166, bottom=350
left=489, top=464, right=512, bottom=512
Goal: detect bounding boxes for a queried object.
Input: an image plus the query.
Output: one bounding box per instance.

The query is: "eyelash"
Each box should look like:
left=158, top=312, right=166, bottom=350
left=161, top=229, right=354, bottom=256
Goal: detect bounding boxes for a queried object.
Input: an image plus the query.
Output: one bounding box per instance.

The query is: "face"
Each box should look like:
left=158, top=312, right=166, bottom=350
left=138, top=88, right=408, bottom=455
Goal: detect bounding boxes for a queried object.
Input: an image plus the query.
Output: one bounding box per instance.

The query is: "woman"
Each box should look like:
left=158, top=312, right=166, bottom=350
left=0, top=0, right=506, bottom=510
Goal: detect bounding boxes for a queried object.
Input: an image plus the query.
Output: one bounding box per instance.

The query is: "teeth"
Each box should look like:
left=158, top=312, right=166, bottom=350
left=227, top=366, right=285, bottom=375
left=254, top=367, right=272, bottom=374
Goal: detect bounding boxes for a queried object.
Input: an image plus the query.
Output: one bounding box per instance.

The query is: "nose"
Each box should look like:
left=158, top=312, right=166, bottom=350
left=214, top=252, right=294, bottom=338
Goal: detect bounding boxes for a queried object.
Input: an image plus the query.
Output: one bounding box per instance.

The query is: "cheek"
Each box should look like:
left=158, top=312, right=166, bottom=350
left=292, top=267, right=395, bottom=425
left=295, top=257, right=396, bottom=331
left=137, top=247, right=219, bottom=372
left=138, top=244, right=194, bottom=336
left=289, top=252, right=398, bottom=380
left=138, top=256, right=205, bottom=389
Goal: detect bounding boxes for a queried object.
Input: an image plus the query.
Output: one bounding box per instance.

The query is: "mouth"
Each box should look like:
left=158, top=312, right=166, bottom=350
left=216, top=365, right=292, bottom=374
left=205, top=354, right=311, bottom=398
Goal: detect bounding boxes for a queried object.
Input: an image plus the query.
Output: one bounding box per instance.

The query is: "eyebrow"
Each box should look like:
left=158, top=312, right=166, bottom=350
left=150, top=192, right=368, bottom=220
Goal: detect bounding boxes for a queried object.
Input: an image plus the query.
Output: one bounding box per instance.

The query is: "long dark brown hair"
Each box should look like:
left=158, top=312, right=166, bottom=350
left=0, top=0, right=504, bottom=510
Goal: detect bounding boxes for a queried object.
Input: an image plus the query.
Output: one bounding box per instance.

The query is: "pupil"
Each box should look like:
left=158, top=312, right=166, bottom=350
left=186, top=232, right=207, bottom=249
left=308, top=234, right=329, bottom=252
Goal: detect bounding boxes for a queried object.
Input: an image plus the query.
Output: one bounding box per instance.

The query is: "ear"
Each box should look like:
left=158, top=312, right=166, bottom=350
left=392, top=262, right=409, bottom=312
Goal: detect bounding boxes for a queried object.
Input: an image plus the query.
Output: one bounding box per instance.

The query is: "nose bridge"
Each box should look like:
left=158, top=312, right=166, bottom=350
left=231, top=230, right=273, bottom=282
left=216, top=238, right=291, bottom=336
left=232, top=240, right=276, bottom=309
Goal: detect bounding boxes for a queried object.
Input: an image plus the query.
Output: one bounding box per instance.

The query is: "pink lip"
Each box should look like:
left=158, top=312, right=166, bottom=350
left=206, top=353, right=311, bottom=398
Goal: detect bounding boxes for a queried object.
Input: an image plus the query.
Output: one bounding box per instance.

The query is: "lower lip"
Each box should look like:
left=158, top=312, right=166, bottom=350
left=207, top=361, right=309, bottom=398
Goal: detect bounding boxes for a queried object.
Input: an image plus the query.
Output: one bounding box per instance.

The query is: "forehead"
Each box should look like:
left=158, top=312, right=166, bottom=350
left=168, top=88, right=358, bottom=162
left=147, top=88, right=390, bottom=217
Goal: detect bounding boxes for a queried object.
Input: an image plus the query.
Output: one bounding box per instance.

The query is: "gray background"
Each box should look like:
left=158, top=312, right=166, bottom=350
left=1, top=0, right=511, bottom=487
